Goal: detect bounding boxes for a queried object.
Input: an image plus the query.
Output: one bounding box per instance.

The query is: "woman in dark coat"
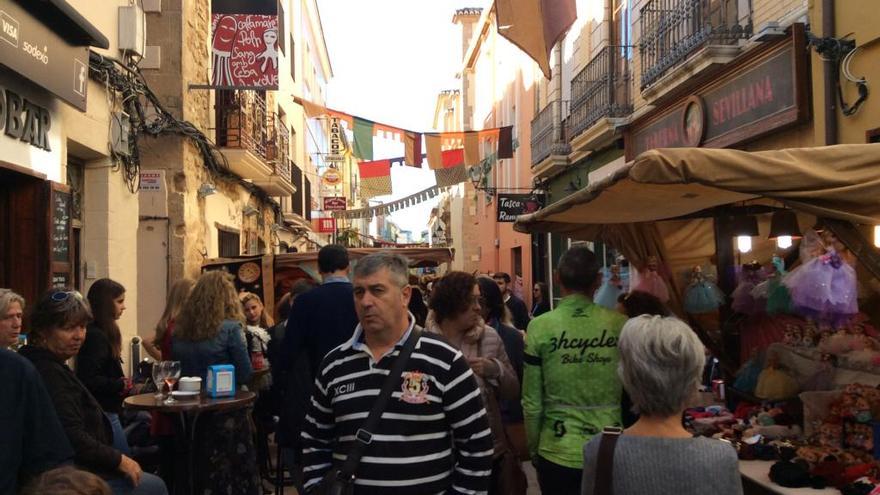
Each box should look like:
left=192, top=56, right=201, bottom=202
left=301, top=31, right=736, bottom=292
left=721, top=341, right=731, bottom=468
left=20, top=289, right=167, bottom=495
left=77, top=279, right=130, bottom=454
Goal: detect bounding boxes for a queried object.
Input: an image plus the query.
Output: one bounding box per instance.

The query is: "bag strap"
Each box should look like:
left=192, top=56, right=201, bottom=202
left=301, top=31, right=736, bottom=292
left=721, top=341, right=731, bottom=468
left=593, top=426, right=622, bottom=495
left=337, top=328, right=422, bottom=482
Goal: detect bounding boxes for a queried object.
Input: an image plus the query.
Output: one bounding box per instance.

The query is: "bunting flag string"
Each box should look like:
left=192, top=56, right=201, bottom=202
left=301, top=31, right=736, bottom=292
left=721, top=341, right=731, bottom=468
left=332, top=185, right=451, bottom=220
left=292, top=96, right=513, bottom=166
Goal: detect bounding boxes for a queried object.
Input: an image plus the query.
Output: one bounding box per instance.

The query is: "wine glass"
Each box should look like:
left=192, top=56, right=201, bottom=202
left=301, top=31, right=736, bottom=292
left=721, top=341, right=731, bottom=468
left=152, top=361, right=167, bottom=401
left=163, top=361, right=182, bottom=404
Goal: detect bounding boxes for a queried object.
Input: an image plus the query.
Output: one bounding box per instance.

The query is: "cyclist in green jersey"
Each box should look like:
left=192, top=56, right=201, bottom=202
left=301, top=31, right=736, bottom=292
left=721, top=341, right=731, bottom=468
left=523, top=246, right=627, bottom=493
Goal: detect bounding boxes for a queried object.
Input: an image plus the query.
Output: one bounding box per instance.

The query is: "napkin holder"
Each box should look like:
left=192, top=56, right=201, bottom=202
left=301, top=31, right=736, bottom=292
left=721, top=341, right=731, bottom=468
left=207, top=364, right=235, bottom=398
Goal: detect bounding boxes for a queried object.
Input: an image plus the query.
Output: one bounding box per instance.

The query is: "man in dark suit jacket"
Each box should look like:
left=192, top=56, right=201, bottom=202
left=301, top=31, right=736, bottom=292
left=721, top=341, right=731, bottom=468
left=493, top=272, right=531, bottom=331
left=278, top=244, right=359, bottom=477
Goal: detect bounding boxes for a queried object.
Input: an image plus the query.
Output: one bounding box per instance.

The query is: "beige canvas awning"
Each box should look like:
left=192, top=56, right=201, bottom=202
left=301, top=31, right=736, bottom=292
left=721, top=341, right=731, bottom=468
left=515, top=144, right=880, bottom=236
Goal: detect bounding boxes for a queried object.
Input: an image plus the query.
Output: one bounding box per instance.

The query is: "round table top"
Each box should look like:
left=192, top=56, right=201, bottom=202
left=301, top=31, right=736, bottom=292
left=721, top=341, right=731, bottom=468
left=124, top=390, right=256, bottom=414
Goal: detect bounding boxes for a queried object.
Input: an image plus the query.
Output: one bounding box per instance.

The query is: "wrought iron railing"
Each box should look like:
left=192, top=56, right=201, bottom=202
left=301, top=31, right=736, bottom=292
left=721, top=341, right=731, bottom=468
left=639, top=0, right=751, bottom=89
left=569, top=46, right=633, bottom=140
left=530, top=101, right=569, bottom=165
left=267, top=116, right=291, bottom=182
left=213, top=90, right=269, bottom=160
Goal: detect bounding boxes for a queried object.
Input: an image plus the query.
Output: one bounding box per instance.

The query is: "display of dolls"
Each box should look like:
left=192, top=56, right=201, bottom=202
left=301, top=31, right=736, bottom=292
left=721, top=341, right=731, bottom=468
left=683, top=265, right=725, bottom=314
left=783, top=229, right=858, bottom=327
left=633, top=255, right=670, bottom=303
left=732, top=260, right=766, bottom=315
left=751, top=255, right=792, bottom=315
left=594, top=264, right=624, bottom=310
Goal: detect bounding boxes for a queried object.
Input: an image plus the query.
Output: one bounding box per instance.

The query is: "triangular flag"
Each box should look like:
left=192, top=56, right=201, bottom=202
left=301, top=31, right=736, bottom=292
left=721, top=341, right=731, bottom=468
left=353, top=117, right=375, bottom=161
left=404, top=132, right=423, bottom=168
left=464, top=132, right=480, bottom=166
left=358, top=159, right=391, bottom=199
left=498, top=126, right=514, bottom=159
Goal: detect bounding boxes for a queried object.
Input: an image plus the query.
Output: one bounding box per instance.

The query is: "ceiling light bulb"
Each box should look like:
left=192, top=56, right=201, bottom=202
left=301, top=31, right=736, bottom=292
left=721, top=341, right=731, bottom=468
left=875, top=226, right=880, bottom=248
left=736, top=236, right=752, bottom=253
left=776, top=235, right=793, bottom=249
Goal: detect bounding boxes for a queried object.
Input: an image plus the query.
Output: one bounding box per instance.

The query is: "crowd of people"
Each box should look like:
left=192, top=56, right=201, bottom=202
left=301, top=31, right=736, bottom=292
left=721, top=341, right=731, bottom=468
left=1, top=244, right=743, bottom=495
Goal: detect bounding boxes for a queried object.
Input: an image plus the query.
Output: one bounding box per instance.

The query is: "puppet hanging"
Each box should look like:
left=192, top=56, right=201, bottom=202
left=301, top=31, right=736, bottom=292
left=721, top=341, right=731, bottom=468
left=633, top=256, right=670, bottom=303
left=751, top=255, right=792, bottom=315
left=684, top=265, right=725, bottom=314
left=732, top=260, right=766, bottom=315
left=595, top=264, right=624, bottom=309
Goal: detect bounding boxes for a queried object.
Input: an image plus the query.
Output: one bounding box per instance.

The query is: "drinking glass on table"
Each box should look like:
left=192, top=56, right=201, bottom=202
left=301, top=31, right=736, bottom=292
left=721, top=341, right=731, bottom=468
left=163, top=361, right=182, bottom=404
left=152, top=361, right=167, bottom=400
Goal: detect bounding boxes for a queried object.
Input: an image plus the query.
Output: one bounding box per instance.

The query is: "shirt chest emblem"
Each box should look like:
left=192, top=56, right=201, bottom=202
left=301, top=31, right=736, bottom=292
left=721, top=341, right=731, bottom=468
left=334, top=382, right=356, bottom=396
left=400, top=371, right=429, bottom=404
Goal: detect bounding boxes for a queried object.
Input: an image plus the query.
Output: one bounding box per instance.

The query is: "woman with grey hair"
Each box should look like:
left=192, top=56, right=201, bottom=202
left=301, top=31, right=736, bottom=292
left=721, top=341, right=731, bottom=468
left=0, top=288, right=25, bottom=348
left=581, top=315, right=742, bottom=495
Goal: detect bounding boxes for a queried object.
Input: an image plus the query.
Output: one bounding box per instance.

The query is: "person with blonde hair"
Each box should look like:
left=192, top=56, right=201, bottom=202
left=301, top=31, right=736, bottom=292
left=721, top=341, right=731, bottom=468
left=142, top=279, right=195, bottom=361
left=0, top=288, right=25, bottom=348
left=240, top=291, right=273, bottom=329
left=172, top=271, right=252, bottom=383
left=170, top=270, right=259, bottom=494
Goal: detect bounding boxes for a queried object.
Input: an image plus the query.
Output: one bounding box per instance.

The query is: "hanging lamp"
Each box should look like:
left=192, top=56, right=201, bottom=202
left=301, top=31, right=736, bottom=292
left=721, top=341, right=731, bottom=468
left=768, top=209, right=801, bottom=249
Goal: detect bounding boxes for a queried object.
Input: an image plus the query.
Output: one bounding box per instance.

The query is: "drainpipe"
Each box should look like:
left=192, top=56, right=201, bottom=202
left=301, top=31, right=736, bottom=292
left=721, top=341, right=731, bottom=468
left=553, top=42, right=564, bottom=144
left=822, top=0, right=837, bottom=145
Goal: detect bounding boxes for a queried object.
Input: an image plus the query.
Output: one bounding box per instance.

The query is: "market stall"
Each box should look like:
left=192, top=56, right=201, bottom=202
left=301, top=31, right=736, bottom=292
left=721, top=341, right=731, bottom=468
left=515, top=144, right=880, bottom=493
left=201, top=247, right=454, bottom=318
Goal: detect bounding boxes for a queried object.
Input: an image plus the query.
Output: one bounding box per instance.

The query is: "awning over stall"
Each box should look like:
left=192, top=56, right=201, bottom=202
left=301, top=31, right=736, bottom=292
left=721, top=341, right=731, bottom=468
left=515, top=144, right=880, bottom=237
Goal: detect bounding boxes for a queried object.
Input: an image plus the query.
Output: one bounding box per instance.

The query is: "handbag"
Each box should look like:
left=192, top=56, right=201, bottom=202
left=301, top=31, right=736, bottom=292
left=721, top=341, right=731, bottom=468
left=311, top=329, right=422, bottom=495
left=593, top=426, right=622, bottom=495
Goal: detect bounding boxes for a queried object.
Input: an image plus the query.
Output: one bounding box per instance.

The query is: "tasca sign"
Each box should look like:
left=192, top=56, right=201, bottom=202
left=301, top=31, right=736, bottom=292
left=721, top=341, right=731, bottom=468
left=0, top=0, right=90, bottom=111
left=497, top=194, right=544, bottom=222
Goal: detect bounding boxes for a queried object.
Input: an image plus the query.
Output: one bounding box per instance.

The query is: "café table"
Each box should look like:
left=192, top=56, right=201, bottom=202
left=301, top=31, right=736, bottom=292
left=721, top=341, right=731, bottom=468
left=124, top=390, right=256, bottom=495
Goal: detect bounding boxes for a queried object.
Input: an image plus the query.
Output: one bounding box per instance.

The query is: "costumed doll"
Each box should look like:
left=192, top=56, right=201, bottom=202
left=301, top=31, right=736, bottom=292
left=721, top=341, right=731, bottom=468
left=783, top=229, right=858, bottom=327
left=754, top=352, right=799, bottom=401
left=633, top=255, right=670, bottom=304
left=732, top=260, right=766, bottom=315
left=594, top=264, right=624, bottom=309
left=684, top=265, right=726, bottom=314
left=752, top=255, right=793, bottom=315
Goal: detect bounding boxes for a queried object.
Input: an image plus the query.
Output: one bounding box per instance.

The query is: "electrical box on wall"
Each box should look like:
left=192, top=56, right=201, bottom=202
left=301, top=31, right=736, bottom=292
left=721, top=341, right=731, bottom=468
left=119, top=5, right=146, bottom=56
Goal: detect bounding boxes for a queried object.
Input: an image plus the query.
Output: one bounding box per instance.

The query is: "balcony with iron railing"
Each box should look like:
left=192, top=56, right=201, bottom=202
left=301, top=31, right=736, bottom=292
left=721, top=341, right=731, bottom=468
left=212, top=90, right=275, bottom=185
left=255, top=116, right=296, bottom=196
left=530, top=100, right=570, bottom=169
left=639, top=0, right=751, bottom=90
left=568, top=46, right=633, bottom=149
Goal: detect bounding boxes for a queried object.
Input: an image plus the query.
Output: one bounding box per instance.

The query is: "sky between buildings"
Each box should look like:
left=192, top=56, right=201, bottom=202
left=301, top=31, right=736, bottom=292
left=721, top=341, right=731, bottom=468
left=317, top=0, right=598, bottom=239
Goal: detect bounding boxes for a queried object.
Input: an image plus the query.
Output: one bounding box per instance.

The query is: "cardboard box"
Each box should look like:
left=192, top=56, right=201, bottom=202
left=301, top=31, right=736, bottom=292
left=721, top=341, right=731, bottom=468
left=206, top=364, right=235, bottom=398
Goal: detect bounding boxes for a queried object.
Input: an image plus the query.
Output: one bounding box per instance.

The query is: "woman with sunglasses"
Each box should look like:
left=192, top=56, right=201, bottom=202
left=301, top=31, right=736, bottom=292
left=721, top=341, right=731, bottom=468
left=426, top=272, right=522, bottom=494
left=19, top=289, right=168, bottom=495
left=530, top=282, right=550, bottom=319
left=77, top=279, right=131, bottom=455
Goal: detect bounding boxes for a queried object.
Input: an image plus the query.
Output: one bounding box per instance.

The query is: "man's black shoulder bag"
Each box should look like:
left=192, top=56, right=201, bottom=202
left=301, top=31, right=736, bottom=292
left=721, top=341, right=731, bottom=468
left=312, top=329, right=422, bottom=495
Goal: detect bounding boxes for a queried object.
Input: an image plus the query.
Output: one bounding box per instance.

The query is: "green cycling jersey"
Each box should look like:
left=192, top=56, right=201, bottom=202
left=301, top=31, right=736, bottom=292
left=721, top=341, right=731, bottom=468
left=522, top=293, right=627, bottom=469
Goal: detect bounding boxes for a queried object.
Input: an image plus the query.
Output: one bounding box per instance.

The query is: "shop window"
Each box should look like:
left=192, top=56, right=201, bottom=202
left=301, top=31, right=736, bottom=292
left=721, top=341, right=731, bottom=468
left=219, top=229, right=240, bottom=257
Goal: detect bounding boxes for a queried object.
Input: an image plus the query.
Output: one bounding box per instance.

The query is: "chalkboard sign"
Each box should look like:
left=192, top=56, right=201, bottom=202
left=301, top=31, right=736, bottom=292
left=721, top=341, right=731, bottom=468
left=52, top=190, right=71, bottom=263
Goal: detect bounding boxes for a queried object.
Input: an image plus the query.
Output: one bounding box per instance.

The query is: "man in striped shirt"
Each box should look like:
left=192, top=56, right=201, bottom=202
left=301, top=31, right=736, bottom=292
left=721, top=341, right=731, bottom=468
left=301, top=253, right=493, bottom=494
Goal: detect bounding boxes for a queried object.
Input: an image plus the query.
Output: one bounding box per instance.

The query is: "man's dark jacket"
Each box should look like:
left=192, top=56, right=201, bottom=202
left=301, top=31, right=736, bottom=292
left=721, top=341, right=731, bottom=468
left=19, top=345, right=121, bottom=477
left=278, top=280, right=358, bottom=448
left=1, top=349, right=73, bottom=494
left=506, top=294, right=531, bottom=331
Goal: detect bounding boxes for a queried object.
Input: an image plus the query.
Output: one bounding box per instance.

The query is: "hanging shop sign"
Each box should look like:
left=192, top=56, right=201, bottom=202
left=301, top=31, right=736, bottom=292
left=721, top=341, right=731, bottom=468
left=316, top=217, right=336, bottom=233
left=497, top=193, right=546, bottom=222
left=326, top=116, right=344, bottom=163
left=626, top=25, right=809, bottom=160
left=210, top=0, right=279, bottom=89
left=0, top=0, right=91, bottom=111
left=321, top=167, right=342, bottom=187
left=323, top=196, right=346, bottom=211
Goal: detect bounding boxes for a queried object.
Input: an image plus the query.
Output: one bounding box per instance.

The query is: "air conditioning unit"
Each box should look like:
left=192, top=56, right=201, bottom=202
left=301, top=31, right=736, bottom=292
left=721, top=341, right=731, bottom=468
left=119, top=5, right=146, bottom=56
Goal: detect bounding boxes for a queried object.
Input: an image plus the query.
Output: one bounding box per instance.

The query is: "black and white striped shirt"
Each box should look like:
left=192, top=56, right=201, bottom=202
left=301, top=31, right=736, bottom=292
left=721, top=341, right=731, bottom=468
left=301, top=321, right=494, bottom=494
